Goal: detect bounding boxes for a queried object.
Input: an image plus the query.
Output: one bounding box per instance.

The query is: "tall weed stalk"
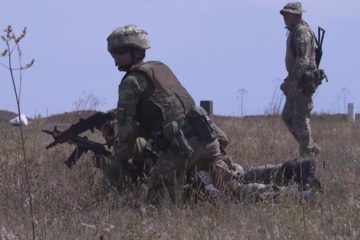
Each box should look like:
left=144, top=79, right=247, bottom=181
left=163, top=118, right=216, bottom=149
left=1, top=25, right=36, bottom=240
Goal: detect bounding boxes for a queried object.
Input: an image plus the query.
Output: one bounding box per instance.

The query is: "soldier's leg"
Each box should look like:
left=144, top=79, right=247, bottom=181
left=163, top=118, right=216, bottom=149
left=230, top=181, right=288, bottom=202
left=128, top=137, right=155, bottom=181
left=281, top=158, right=321, bottom=190
left=189, top=140, right=286, bottom=202
left=95, top=137, right=151, bottom=188
left=211, top=154, right=287, bottom=202
left=146, top=148, right=186, bottom=204
left=282, top=97, right=299, bottom=142
left=188, top=139, right=229, bottom=189
left=146, top=135, right=224, bottom=205
left=94, top=154, right=121, bottom=187
left=240, top=159, right=321, bottom=190
left=183, top=139, right=226, bottom=202
left=293, top=94, right=320, bottom=157
left=240, top=163, right=284, bottom=185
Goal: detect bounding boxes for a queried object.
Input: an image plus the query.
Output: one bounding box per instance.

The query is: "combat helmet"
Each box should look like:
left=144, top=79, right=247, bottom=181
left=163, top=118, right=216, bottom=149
left=280, top=2, right=305, bottom=15
left=107, top=24, right=151, bottom=53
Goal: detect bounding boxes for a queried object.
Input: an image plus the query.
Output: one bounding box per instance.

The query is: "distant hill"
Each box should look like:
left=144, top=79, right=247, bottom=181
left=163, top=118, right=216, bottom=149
left=44, top=110, right=97, bottom=125
left=0, top=110, right=17, bottom=125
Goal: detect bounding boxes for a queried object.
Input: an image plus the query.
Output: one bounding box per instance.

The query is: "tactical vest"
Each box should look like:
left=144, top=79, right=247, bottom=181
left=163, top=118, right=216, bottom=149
left=125, top=61, right=195, bottom=136
left=285, top=22, right=317, bottom=73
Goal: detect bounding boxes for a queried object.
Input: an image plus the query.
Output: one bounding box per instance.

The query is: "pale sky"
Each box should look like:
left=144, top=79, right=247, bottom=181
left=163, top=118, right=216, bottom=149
left=1, top=0, right=359, bottom=117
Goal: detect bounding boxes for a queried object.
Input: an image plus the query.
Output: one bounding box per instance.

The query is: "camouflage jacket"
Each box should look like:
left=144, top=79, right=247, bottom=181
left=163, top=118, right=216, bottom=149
left=285, top=21, right=317, bottom=82
left=112, top=70, right=148, bottom=164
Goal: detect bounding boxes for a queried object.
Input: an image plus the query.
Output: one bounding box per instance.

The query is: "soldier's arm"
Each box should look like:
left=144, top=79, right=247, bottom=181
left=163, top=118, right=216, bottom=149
left=113, top=71, right=150, bottom=162
left=289, top=27, right=313, bottom=80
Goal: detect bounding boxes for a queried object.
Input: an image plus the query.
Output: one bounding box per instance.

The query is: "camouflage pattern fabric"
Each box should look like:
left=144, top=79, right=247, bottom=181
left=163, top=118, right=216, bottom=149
left=212, top=122, right=230, bottom=149
left=285, top=22, right=316, bottom=81
left=113, top=71, right=150, bottom=165
left=106, top=24, right=320, bottom=204
left=107, top=24, right=151, bottom=52
left=282, top=20, right=319, bottom=158
left=181, top=139, right=297, bottom=203
left=95, top=137, right=149, bottom=187
left=109, top=60, right=205, bottom=203
left=280, top=2, right=305, bottom=15
left=210, top=156, right=320, bottom=202
left=282, top=92, right=317, bottom=157
left=147, top=137, right=223, bottom=204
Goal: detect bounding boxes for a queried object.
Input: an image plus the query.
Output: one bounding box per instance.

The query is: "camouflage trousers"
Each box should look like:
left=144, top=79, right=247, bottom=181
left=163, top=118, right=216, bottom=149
left=95, top=137, right=150, bottom=188
left=153, top=137, right=317, bottom=203
left=213, top=156, right=319, bottom=199
left=282, top=91, right=318, bottom=157
left=146, top=137, right=224, bottom=204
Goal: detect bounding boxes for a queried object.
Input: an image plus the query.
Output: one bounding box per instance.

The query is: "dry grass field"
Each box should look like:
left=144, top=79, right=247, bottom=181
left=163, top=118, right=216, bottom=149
left=0, top=110, right=359, bottom=239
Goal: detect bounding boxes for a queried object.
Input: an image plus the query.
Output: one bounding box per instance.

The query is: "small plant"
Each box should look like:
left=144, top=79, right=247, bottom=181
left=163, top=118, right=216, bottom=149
left=73, top=91, right=106, bottom=111
left=264, top=84, right=284, bottom=116
left=1, top=25, right=36, bottom=240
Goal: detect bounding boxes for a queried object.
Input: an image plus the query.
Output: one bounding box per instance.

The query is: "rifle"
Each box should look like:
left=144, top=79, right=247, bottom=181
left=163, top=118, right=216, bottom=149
left=69, top=111, right=113, bottom=133
left=54, top=111, right=114, bottom=143
left=42, top=126, right=111, bottom=169
left=315, top=27, right=328, bottom=82
left=42, top=111, right=114, bottom=168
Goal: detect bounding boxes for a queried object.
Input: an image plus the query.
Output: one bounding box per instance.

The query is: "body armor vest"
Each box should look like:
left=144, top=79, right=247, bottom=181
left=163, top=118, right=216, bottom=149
left=124, top=61, right=195, bottom=137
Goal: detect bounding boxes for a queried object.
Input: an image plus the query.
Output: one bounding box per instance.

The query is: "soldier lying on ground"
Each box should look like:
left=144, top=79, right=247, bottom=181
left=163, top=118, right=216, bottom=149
left=99, top=111, right=321, bottom=204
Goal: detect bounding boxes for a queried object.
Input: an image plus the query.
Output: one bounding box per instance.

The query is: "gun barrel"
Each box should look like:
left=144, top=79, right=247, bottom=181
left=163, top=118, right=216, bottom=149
left=41, top=129, right=53, bottom=135
left=46, top=141, right=58, bottom=149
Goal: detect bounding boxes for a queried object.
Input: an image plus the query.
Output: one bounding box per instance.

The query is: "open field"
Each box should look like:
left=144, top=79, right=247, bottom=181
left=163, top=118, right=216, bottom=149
left=1, top=110, right=359, bottom=239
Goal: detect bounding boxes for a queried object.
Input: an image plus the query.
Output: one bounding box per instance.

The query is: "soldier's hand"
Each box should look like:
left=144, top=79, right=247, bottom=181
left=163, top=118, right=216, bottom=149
left=280, top=81, right=288, bottom=95
left=280, top=79, right=297, bottom=96
left=100, top=120, right=115, bottom=147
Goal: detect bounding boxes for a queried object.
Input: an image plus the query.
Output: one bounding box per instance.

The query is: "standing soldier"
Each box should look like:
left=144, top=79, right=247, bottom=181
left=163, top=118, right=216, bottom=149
left=279, top=2, right=322, bottom=158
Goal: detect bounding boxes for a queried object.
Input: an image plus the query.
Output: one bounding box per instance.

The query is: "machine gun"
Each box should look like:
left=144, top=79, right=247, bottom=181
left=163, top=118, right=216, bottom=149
left=42, top=111, right=114, bottom=168
left=50, top=111, right=114, bottom=146
left=42, top=111, right=156, bottom=182
left=42, top=127, right=111, bottom=169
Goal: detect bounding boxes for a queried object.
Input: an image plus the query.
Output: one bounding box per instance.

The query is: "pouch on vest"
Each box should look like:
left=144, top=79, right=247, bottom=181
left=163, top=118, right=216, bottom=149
left=301, top=69, right=326, bottom=94
left=185, top=106, right=218, bottom=143
left=163, top=121, right=194, bottom=159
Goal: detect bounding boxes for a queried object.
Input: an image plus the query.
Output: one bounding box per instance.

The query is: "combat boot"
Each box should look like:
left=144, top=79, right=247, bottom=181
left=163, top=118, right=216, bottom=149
left=281, top=159, right=321, bottom=190
left=312, top=144, right=321, bottom=156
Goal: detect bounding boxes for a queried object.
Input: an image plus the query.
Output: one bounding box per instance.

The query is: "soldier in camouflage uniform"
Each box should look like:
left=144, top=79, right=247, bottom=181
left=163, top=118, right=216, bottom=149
left=279, top=2, right=321, bottom=158
left=106, top=24, right=229, bottom=204
left=105, top=24, right=321, bottom=204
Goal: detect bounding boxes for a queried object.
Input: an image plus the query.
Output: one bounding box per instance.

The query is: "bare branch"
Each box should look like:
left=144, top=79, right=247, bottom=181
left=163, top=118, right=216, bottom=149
left=0, top=62, right=9, bottom=69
